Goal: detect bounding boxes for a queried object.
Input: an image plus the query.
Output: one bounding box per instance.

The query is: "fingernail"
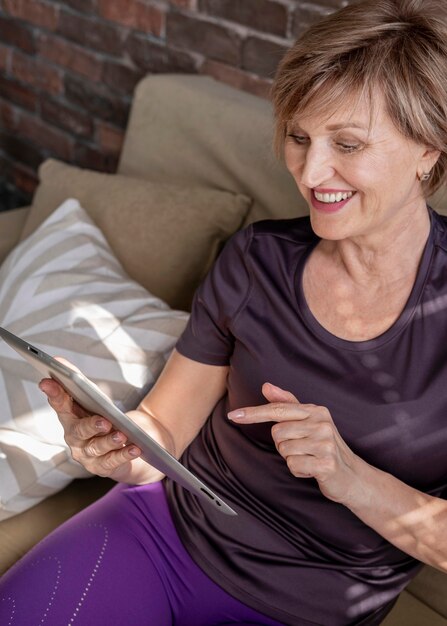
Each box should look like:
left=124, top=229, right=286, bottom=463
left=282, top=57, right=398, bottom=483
left=129, top=447, right=139, bottom=457
left=112, top=432, right=123, bottom=442
left=95, top=419, right=106, bottom=431
left=228, top=410, right=245, bottom=420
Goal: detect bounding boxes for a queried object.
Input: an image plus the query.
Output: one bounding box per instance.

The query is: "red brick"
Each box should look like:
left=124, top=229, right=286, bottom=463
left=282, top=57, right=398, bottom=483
left=37, top=33, right=103, bottom=81
left=242, top=36, right=289, bottom=78
left=74, top=142, right=119, bottom=173
left=2, top=0, right=59, bottom=31
left=291, top=5, right=333, bottom=38
left=58, top=10, right=124, bottom=56
left=62, top=0, right=96, bottom=12
left=169, top=0, right=198, bottom=8
left=200, top=59, right=272, bottom=99
left=0, top=131, right=43, bottom=169
left=127, top=33, right=198, bottom=73
left=11, top=50, right=63, bottom=96
left=96, top=122, right=125, bottom=155
left=0, top=159, right=33, bottom=209
left=0, top=44, right=11, bottom=73
left=41, top=98, right=93, bottom=138
left=102, top=61, right=143, bottom=95
left=64, top=75, right=130, bottom=127
left=0, top=98, right=17, bottom=131
left=167, top=12, right=241, bottom=65
left=16, top=112, right=74, bottom=161
left=0, top=76, right=37, bottom=112
left=200, top=0, right=288, bottom=37
left=0, top=17, right=36, bottom=54
left=97, top=0, right=164, bottom=36
left=12, top=161, right=38, bottom=196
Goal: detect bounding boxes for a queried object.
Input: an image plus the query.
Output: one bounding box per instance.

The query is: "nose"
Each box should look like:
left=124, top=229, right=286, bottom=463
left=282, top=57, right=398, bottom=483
left=298, top=143, right=336, bottom=189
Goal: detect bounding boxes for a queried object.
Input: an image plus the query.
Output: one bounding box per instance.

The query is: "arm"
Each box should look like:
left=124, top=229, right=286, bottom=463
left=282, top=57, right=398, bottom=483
left=40, top=349, right=228, bottom=485
left=343, top=457, right=447, bottom=572
left=229, top=382, right=447, bottom=573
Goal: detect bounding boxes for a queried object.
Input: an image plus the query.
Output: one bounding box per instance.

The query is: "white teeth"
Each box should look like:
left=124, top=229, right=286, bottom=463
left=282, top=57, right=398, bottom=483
left=314, top=190, right=354, bottom=203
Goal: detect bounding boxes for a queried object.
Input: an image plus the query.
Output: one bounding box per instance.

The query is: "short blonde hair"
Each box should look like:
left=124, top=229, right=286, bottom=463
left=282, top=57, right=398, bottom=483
left=271, top=0, right=447, bottom=196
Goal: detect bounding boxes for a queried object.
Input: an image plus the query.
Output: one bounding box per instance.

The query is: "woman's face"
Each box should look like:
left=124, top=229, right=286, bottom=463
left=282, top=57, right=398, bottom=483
left=284, top=92, right=439, bottom=242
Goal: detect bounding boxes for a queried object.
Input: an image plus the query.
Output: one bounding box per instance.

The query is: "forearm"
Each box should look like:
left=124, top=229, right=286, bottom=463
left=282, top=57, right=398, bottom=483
left=112, top=351, right=228, bottom=485
left=344, top=456, right=447, bottom=572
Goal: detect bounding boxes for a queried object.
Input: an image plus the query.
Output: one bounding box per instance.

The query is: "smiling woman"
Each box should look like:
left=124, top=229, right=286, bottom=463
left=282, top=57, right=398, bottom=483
left=283, top=93, right=438, bottom=245
left=271, top=0, right=447, bottom=342
left=272, top=0, right=447, bottom=197
left=2, top=2, right=447, bottom=626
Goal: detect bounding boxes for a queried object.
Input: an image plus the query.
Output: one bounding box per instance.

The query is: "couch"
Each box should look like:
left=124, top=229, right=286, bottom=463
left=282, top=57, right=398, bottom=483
left=0, top=74, right=446, bottom=625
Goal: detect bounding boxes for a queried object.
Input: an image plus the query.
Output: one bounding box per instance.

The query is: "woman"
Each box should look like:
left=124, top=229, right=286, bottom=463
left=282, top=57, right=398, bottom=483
left=1, top=0, right=447, bottom=624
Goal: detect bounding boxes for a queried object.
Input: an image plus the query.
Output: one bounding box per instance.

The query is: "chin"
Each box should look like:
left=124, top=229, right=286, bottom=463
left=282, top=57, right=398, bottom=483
left=308, top=209, right=352, bottom=241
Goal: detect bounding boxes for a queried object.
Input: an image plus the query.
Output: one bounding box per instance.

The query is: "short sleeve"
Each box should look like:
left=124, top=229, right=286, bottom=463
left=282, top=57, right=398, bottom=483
left=175, top=225, right=252, bottom=365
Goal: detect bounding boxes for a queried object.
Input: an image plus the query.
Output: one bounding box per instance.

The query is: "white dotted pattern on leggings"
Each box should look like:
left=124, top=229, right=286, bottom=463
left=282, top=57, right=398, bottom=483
left=1, top=596, right=16, bottom=625
left=68, top=523, right=109, bottom=625
left=34, top=556, right=62, bottom=625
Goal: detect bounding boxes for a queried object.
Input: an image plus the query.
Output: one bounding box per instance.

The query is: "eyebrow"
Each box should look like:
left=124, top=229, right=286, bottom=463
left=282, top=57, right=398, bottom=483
left=325, top=122, right=367, bottom=131
left=288, top=120, right=369, bottom=133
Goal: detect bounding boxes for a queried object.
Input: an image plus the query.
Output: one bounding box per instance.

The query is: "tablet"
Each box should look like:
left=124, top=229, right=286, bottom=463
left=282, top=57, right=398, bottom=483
left=0, top=327, right=237, bottom=516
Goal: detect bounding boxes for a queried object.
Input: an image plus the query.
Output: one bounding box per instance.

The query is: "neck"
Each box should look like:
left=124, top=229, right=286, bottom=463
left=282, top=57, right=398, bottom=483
left=318, top=204, right=431, bottom=286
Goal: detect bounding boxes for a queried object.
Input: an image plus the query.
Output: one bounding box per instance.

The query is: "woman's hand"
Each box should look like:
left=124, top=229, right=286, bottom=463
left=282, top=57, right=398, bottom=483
left=228, top=382, right=361, bottom=504
left=228, top=383, right=447, bottom=571
left=39, top=350, right=228, bottom=486
left=39, top=367, right=161, bottom=485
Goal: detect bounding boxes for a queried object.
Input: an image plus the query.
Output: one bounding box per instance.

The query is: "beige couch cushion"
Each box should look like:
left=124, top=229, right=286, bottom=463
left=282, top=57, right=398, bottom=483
left=381, top=590, right=447, bottom=625
left=117, top=74, right=304, bottom=223
left=22, top=159, right=252, bottom=311
left=406, top=565, right=447, bottom=618
left=0, top=477, right=113, bottom=575
left=0, top=207, right=29, bottom=264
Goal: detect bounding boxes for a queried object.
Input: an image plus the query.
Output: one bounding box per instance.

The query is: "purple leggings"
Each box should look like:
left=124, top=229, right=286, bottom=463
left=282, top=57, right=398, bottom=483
left=0, top=481, right=285, bottom=626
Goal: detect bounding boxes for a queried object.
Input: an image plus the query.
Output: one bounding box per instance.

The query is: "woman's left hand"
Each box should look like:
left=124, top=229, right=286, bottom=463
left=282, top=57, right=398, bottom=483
left=228, top=382, right=361, bottom=504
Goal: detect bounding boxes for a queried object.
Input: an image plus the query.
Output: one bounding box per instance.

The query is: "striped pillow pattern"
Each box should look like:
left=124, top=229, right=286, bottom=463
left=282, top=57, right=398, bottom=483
left=0, top=199, right=188, bottom=519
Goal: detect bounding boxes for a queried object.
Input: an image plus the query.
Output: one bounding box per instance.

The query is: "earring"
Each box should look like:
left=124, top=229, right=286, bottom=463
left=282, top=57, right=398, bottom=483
left=419, top=172, right=431, bottom=182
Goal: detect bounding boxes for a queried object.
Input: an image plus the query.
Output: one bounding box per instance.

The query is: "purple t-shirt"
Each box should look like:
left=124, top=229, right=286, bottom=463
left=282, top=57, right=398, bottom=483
left=167, top=209, right=447, bottom=626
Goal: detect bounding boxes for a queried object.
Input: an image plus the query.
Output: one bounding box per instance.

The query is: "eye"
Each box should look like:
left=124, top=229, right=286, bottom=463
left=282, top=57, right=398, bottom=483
left=336, top=142, right=362, bottom=154
left=287, top=133, right=309, bottom=146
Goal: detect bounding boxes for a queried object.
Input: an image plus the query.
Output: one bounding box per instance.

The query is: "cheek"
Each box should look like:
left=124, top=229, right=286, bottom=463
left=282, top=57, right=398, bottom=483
left=388, top=154, right=419, bottom=189
left=343, top=158, right=381, bottom=195
left=358, top=149, right=416, bottom=195
left=284, top=144, right=303, bottom=178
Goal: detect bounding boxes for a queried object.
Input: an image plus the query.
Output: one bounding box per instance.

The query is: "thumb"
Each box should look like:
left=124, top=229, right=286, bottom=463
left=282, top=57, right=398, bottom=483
left=262, top=382, right=299, bottom=404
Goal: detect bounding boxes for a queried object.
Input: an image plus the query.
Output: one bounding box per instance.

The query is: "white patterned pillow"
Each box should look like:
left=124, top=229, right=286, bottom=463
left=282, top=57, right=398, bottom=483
left=0, top=199, right=189, bottom=520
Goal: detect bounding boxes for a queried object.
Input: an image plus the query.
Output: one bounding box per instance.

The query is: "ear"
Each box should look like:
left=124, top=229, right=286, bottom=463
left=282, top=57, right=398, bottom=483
left=418, top=145, right=441, bottom=179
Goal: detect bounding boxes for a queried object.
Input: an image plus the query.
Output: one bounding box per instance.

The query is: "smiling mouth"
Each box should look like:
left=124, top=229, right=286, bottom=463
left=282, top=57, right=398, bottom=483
left=313, top=190, right=355, bottom=204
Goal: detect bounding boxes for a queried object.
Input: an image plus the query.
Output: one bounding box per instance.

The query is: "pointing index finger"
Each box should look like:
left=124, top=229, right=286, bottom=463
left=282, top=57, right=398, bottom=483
left=227, top=402, right=310, bottom=424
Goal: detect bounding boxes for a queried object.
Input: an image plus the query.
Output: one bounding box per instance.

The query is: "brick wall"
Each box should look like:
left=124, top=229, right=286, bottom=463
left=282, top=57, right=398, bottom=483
left=0, top=0, right=350, bottom=210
